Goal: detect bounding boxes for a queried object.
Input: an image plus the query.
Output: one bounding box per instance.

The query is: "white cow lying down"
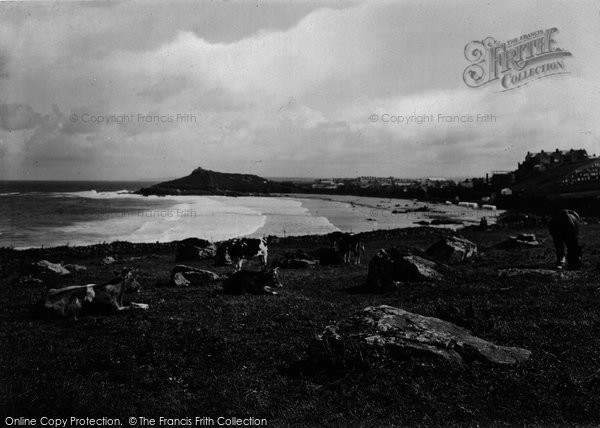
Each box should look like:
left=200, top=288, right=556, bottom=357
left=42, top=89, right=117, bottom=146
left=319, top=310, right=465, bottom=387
left=32, top=268, right=149, bottom=319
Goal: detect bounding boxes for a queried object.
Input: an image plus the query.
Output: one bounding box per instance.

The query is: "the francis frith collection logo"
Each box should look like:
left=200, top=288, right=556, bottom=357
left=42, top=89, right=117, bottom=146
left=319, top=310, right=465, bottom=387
left=463, top=28, right=572, bottom=91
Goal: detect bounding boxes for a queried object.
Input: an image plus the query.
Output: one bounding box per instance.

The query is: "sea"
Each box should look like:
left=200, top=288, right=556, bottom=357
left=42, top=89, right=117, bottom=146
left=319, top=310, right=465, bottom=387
left=0, top=181, right=499, bottom=249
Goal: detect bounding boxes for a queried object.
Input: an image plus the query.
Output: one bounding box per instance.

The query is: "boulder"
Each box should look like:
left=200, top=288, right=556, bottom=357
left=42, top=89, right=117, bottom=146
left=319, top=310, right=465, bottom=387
left=494, top=234, right=541, bottom=249
left=129, top=302, right=149, bottom=310
left=319, top=305, right=531, bottom=366
left=509, top=234, right=540, bottom=247
left=101, top=256, right=116, bottom=265
left=366, top=248, right=446, bottom=289
left=425, top=235, right=477, bottom=264
left=33, top=260, right=71, bottom=276
left=175, top=238, right=217, bottom=262
left=168, top=265, right=221, bottom=287
left=64, top=264, right=87, bottom=272
left=274, top=251, right=319, bottom=268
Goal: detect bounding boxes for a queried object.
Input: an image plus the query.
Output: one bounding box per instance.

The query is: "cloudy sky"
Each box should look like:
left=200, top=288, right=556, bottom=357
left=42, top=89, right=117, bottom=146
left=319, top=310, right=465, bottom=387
left=1, top=0, right=599, bottom=180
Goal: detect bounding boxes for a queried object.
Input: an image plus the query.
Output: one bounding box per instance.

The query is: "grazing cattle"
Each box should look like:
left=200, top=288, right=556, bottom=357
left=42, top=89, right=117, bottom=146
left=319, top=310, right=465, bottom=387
left=168, top=265, right=221, bottom=287
left=32, top=269, right=147, bottom=319
left=549, top=209, right=583, bottom=270
left=222, top=268, right=282, bottom=295
left=329, top=232, right=365, bottom=264
left=217, top=238, right=268, bottom=271
left=273, top=250, right=319, bottom=269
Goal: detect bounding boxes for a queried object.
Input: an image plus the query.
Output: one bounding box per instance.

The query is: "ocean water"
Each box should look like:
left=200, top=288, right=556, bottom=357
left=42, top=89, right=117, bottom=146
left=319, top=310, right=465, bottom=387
left=0, top=181, right=499, bottom=249
left=0, top=181, right=341, bottom=248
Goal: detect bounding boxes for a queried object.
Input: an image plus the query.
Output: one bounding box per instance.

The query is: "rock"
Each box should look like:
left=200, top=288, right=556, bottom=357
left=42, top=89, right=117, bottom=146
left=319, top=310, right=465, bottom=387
left=274, top=251, right=319, bottom=268
left=319, top=305, right=531, bottom=366
left=168, top=265, right=221, bottom=287
left=510, top=233, right=540, bottom=246
left=18, top=275, right=43, bottom=285
left=495, top=234, right=541, bottom=249
left=175, top=238, right=217, bottom=262
left=366, top=248, right=446, bottom=289
left=426, top=235, right=477, bottom=264
left=33, top=260, right=71, bottom=276
left=101, top=256, right=116, bottom=265
left=399, top=255, right=445, bottom=281
left=129, top=302, right=149, bottom=310
left=64, top=264, right=87, bottom=272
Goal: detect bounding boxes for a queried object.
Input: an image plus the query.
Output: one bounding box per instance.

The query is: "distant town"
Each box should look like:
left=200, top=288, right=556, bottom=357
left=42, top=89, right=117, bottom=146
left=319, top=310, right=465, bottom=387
left=289, top=148, right=600, bottom=211
left=139, top=147, right=600, bottom=215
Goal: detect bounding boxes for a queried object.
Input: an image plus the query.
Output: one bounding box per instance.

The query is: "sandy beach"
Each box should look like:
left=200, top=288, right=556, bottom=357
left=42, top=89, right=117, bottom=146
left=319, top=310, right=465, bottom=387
left=284, top=193, right=502, bottom=233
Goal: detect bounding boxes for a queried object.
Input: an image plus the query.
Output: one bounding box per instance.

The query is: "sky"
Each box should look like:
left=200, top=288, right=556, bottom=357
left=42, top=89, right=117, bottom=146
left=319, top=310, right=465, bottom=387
left=0, top=0, right=599, bottom=180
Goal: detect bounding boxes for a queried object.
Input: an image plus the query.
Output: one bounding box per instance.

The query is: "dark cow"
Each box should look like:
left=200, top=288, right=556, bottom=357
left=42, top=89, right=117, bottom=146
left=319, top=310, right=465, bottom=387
left=222, top=268, right=282, bottom=295
left=32, top=268, right=148, bottom=319
left=216, top=238, right=268, bottom=271
left=549, top=209, right=582, bottom=270
left=329, top=232, right=365, bottom=264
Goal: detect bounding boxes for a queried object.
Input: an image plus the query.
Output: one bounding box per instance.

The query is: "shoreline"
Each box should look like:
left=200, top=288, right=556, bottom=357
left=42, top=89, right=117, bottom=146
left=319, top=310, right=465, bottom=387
left=1, top=225, right=456, bottom=256
left=2, top=193, right=502, bottom=251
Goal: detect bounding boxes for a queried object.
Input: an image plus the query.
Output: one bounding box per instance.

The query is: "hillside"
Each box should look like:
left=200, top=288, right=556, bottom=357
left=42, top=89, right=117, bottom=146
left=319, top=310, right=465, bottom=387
left=136, top=167, right=292, bottom=196
left=3, top=226, right=600, bottom=425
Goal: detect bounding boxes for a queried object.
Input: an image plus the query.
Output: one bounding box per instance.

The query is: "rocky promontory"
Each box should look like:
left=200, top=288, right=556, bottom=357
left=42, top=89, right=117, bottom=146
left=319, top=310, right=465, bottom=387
left=136, top=167, right=293, bottom=196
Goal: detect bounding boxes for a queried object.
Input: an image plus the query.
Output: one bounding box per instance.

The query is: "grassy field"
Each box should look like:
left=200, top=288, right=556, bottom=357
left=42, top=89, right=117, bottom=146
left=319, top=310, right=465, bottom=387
left=2, top=225, right=600, bottom=427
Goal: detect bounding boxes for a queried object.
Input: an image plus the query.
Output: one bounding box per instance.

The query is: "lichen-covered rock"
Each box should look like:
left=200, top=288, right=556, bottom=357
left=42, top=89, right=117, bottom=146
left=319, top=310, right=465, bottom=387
left=33, top=260, right=71, bottom=276
left=426, top=235, right=477, bottom=264
left=366, top=248, right=446, bottom=289
left=175, top=238, right=217, bottom=262
left=319, top=305, right=531, bottom=366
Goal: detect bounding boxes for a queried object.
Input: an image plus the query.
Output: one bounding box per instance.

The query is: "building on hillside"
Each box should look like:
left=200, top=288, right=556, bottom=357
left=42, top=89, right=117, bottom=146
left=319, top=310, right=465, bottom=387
left=517, top=148, right=589, bottom=178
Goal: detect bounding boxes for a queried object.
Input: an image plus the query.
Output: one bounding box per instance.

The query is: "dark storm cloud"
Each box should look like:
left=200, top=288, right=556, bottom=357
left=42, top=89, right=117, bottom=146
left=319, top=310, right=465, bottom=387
left=0, top=1, right=598, bottom=180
